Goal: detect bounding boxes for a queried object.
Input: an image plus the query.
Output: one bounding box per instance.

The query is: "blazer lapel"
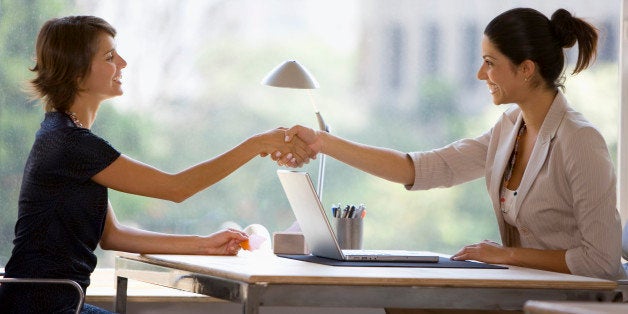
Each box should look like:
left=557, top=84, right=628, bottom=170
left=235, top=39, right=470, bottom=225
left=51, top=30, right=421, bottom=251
left=489, top=111, right=522, bottom=220
left=513, top=92, right=567, bottom=216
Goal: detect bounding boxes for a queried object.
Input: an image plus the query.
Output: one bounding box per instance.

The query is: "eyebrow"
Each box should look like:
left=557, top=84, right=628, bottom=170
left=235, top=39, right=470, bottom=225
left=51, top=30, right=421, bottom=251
left=103, top=48, right=115, bottom=56
left=482, top=55, right=496, bottom=60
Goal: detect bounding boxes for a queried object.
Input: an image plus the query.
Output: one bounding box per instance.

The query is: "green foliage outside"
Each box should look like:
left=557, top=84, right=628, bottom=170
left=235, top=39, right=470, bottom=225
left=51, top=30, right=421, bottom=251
left=0, top=1, right=619, bottom=268
left=0, top=0, right=71, bottom=265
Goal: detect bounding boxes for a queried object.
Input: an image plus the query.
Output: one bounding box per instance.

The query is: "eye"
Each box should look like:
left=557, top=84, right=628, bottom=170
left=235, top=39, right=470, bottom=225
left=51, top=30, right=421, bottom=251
left=105, top=53, right=114, bottom=62
left=484, top=59, right=493, bottom=67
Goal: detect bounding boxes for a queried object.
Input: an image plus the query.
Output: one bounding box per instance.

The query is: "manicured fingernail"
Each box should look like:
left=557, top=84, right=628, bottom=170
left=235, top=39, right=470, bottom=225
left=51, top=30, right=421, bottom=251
left=275, top=151, right=282, bottom=157
left=285, top=136, right=290, bottom=142
left=286, top=153, right=293, bottom=160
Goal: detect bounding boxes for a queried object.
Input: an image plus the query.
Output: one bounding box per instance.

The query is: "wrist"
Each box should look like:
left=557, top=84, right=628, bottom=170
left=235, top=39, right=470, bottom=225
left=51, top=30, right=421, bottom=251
left=505, top=246, right=517, bottom=264
left=246, top=133, right=266, bottom=155
left=196, top=235, right=214, bottom=254
left=315, top=129, right=327, bottom=154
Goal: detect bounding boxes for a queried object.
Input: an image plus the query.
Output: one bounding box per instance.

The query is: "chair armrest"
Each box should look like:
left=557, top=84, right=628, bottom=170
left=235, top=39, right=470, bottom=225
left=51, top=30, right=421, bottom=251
left=0, top=276, right=85, bottom=314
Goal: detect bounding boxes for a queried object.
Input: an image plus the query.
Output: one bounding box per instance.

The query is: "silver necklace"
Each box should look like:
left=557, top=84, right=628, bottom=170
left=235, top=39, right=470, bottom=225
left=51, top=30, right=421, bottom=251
left=65, top=111, right=84, bottom=128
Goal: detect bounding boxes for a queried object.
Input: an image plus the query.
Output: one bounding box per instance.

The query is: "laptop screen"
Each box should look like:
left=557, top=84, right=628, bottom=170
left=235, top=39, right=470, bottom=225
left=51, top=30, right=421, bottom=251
left=277, top=170, right=346, bottom=260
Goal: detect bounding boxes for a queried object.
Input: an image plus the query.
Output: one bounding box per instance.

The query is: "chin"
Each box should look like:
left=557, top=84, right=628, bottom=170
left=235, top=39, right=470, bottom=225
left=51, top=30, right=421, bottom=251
left=490, top=95, right=509, bottom=106
left=490, top=96, right=501, bottom=105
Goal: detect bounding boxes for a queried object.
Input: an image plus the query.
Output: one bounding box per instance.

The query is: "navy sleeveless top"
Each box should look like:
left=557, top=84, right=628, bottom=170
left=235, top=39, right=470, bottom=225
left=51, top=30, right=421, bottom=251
left=4, top=111, right=120, bottom=288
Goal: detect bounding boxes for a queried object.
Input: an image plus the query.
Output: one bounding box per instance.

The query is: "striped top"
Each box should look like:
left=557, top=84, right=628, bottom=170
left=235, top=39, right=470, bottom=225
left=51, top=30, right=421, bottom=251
left=406, top=91, right=625, bottom=280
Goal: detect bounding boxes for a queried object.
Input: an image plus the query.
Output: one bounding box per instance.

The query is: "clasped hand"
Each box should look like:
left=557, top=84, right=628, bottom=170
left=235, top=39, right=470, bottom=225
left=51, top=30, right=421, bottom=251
left=262, top=125, right=321, bottom=167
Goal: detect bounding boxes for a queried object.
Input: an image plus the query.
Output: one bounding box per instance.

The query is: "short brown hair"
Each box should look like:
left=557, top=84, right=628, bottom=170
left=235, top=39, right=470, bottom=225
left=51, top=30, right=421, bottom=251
left=30, top=16, right=116, bottom=112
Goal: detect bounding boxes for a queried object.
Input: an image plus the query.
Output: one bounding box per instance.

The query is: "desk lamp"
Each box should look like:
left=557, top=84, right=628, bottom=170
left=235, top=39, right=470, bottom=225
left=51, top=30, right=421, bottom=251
left=261, top=60, right=329, bottom=200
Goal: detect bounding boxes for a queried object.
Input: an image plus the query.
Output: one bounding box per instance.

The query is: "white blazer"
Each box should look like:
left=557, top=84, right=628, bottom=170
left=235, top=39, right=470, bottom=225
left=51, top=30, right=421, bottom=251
left=407, top=91, right=624, bottom=280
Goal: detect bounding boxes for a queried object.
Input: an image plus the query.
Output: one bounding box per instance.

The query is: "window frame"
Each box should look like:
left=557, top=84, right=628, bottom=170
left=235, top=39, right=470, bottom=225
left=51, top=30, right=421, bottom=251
left=620, top=0, right=628, bottom=224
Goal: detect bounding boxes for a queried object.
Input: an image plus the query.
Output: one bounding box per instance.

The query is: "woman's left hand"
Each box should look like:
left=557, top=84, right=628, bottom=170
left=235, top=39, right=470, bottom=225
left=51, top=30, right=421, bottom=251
left=201, top=228, right=249, bottom=255
left=450, top=240, right=511, bottom=264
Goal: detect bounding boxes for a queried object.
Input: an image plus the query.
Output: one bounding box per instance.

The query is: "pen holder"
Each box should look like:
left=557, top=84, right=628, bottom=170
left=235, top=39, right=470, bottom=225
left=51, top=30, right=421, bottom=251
left=333, top=217, right=363, bottom=250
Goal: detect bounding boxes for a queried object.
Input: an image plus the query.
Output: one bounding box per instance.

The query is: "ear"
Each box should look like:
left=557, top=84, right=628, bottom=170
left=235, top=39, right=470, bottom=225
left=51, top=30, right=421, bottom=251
left=76, top=76, right=86, bottom=91
left=519, top=60, right=536, bottom=79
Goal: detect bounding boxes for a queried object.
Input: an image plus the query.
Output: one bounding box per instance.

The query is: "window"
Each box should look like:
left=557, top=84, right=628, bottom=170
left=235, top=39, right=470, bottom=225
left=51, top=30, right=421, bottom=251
left=0, top=0, right=621, bottom=268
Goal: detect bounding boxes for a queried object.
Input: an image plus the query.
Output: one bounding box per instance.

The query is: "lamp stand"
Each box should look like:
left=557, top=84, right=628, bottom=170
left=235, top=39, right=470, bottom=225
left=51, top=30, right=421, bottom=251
left=315, top=111, right=329, bottom=200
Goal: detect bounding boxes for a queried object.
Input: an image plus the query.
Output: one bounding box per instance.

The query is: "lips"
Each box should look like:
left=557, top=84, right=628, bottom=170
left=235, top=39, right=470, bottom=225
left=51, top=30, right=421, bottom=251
left=487, top=83, right=498, bottom=94
left=113, top=74, right=122, bottom=83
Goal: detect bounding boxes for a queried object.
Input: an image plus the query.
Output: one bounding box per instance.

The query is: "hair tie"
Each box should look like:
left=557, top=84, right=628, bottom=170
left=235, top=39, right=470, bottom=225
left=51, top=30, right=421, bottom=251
left=550, top=9, right=577, bottom=48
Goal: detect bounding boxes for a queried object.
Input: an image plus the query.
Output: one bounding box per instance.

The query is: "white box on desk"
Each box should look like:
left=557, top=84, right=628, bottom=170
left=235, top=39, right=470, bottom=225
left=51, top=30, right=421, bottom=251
left=272, top=232, right=309, bottom=254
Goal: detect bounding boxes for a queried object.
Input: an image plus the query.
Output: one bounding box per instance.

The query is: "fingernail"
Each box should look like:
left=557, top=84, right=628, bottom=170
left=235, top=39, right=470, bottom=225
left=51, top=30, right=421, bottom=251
left=285, top=136, right=290, bottom=142
left=286, top=153, right=293, bottom=160
left=275, top=151, right=282, bottom=157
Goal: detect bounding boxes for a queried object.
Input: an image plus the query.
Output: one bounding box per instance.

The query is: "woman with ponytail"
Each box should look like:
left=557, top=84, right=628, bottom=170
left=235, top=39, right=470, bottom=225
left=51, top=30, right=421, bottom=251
left=286, top=7, right=625, bottom=288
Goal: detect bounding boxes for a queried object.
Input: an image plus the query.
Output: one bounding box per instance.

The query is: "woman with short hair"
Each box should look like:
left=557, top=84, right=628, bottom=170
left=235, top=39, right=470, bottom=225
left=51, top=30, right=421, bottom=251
left=0, top=15, right=313, bottom=313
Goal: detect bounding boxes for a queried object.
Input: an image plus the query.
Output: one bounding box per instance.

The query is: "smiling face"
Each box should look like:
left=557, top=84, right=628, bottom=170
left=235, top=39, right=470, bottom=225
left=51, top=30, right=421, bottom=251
left=477, top=35, right=527, bottom=105
left=78, top=32, right=127, bottom=103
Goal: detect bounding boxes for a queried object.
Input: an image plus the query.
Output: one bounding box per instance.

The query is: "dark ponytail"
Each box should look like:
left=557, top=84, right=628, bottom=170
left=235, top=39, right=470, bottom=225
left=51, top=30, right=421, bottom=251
left=550, top=9, right=598, bottom=74
left=484, top=8, right=598, bottom=90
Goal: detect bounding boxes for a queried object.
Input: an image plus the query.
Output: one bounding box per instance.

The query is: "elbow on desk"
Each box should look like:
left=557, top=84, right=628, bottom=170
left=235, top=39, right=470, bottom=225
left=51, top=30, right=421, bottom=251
left=566, top=250, right=625, bottom=281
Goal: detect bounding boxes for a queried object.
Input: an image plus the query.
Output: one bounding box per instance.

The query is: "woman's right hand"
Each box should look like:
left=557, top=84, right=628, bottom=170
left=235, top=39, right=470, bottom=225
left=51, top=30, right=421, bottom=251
left=200, top=228, right=250, bottom=255
left=285, top=125, right=322, bottom=152
left=256, top=127, right=316, bottom=167
left=267, top=125, right=322, bottom=168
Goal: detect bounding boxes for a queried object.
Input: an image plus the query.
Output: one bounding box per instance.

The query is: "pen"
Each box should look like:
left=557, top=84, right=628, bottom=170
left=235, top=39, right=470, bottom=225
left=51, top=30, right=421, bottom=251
left=331, top=204, right=366, bottom=219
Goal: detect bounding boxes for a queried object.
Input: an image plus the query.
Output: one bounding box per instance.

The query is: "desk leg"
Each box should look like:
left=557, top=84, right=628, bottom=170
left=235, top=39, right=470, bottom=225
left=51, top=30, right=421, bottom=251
left=243, top=302, right=257, bottom=314
left=243, top=284, right=263, bottom=314
left=115, top=276, right=128, bottom=314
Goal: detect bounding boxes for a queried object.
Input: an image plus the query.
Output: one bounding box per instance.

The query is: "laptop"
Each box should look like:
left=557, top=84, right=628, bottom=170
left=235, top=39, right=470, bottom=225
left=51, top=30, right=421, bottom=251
left=277, top=170, right=439, bottom=262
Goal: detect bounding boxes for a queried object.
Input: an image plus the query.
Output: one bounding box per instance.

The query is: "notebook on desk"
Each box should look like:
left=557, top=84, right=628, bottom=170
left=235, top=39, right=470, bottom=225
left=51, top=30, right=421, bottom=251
left=277, top=170, right=439, bottom=262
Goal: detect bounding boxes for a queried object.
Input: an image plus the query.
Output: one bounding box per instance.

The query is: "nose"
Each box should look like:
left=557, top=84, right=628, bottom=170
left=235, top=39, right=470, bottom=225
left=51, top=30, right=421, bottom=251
left=118, top=55, right=128, bottom=69
left=477, top=63, right=487, bottom=81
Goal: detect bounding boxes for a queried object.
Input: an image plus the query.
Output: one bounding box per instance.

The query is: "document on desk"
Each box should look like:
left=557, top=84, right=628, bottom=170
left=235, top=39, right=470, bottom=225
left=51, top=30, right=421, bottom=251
left=277, top=254, right=507, bottom=269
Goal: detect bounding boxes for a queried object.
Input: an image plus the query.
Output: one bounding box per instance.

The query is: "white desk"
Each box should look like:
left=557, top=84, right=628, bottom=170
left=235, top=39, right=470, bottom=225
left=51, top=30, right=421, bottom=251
left=114, top=252, right=620, bottom=314
left=524, top=300, right=628, bottom=313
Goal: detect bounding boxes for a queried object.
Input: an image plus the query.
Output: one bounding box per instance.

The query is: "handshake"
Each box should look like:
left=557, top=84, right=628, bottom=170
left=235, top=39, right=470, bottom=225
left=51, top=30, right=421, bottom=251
left=257, top=125, right=322, bottom=168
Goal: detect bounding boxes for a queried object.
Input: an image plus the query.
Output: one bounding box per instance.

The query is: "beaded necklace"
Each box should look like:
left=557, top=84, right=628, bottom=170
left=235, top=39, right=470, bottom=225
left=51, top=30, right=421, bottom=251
left=500, top=122, right=526, bottom=214
left=65, top=111, right=84, bottom=128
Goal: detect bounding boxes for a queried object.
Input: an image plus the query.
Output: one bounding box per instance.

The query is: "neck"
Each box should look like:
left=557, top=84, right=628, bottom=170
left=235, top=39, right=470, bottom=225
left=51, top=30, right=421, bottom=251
left=517, top=89, right=557, bottom=132
left=67, top=100, right=100, bottom=129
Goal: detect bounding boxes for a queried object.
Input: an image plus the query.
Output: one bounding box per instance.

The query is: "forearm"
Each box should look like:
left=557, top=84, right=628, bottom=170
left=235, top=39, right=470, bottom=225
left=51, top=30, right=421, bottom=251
left=101, top=205, right=246, bottom=255
left=320, top=132, right=415, bottom=185
left=101, top=224, right=208, bottom=254
left=507, top=247, right=569, bottom=274
left=172, top=137, right=260, bottom=201
left=93, top=136, right=262, bottom=203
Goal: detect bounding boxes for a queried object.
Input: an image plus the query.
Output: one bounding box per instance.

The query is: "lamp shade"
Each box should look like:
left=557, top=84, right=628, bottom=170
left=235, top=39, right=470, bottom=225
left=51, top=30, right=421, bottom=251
left=261, top=60, right=319, bottom=89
